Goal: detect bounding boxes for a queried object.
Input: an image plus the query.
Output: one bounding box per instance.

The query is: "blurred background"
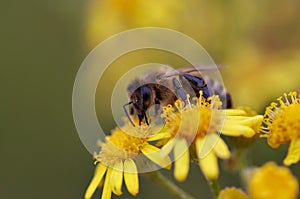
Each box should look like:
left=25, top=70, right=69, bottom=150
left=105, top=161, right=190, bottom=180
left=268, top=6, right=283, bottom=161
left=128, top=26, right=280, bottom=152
left=1, top=0, right=300, bottom=198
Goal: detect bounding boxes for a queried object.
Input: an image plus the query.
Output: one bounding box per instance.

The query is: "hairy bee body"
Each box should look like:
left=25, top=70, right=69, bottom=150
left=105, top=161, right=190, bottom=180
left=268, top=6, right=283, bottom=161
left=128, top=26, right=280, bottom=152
left=125, top=66, right=232, bottom=125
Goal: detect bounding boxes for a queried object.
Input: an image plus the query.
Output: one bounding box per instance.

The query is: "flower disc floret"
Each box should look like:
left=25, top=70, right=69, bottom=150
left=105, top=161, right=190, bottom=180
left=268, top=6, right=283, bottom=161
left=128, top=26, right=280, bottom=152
left=261, top=91, right=300, bottom=165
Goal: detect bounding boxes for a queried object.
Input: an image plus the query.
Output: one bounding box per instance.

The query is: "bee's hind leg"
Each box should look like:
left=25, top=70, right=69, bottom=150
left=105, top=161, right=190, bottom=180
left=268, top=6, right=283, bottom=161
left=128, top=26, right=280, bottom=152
left=172, top=78, right=188, bottom=107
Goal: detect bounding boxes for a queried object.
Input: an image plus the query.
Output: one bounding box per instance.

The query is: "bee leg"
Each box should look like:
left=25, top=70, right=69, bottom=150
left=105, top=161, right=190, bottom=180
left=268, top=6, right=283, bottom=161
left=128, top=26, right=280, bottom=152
left=181, top=74, right=212, bottom=98
left=130, top=106, right=134, bottom=115
left=200, top=85, right=212, bottom=99
left=138, top=114, right=143, bottom=125
left=138, top=112, right=149, bottom=125
left=144, top=113, right=149, bottom=125
left=172, top=78, right=188, bottom=106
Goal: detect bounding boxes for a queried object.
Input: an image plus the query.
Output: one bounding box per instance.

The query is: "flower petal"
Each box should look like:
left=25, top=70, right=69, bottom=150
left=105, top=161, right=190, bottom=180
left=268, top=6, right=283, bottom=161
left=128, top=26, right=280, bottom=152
left=284, top=138, right=300, bottom=166
left=148, top=132, right=172, bottom=141
left=221, top=124, right=255, bottom=137
left=110, top=160, right=123, bottom=196
left=84, top=163, right=107, bottom=199
left=196, top=134, right=218, bottom=158
left=195, top=137, right=205, bottom=158
left=124, top=159, right=139, bottom=196
left=199, top=152, right=219, bottom=180
left=101, top=168, right=112, bottom=199
left=225, top=109, right=247, bottom=116
left=174, top=138, right=190, bottom=182
left=141, top=144, right=172, bottom=169
left=213, top=137, right=230, bottom=159
left=226, top=115, right=263, bottom=126
left=160, top=137, right=176, bottom=157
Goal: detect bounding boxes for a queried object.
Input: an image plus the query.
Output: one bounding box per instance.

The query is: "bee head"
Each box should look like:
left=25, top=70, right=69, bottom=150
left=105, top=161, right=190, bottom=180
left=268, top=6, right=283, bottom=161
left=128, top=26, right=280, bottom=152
left=129, top=85, right=154, bottom=125
left=131, top=85, right=153, bottom=110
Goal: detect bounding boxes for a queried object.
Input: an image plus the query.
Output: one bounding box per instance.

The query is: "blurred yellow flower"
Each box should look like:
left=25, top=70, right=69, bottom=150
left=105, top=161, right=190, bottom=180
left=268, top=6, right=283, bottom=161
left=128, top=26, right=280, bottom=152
left=248, top=162, right=298, bottom=199
left=160, top=93, right=263, bottom=181
left=85, top=0, right=183, bottom=49
left=85, top=124, right=171, bottom=199
left=261, top=91, right=300, bottom=166
left=218, top=187, right=248, bottom=199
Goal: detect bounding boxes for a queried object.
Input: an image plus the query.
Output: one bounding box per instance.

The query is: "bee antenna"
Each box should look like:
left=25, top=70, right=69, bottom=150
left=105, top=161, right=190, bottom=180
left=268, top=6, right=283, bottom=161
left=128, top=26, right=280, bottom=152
left=123, top=102, right=136, bottom=127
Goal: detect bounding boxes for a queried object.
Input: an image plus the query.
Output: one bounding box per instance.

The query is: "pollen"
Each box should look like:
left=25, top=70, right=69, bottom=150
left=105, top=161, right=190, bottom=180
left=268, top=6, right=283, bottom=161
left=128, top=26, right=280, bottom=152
left=160, top=92, right=229, bottom=181
left=161, top=92, right=222, bottom=141
left=95, top=126, right=148, bottom=167
left=95, top=123, right=170, bottom=168
left=108, top=127, right=148, bottom=153
left=261, top=91, right=300, bottom=165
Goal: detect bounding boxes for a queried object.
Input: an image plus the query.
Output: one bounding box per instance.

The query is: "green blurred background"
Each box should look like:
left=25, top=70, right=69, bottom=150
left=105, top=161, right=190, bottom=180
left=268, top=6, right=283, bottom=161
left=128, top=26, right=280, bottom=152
left=1, top=0, right=300, bottom=198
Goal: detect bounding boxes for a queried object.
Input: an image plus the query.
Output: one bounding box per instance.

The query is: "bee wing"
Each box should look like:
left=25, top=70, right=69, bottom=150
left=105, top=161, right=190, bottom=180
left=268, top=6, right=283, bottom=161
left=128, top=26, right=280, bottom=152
left=157, top=65, right=224, bottom=79
left=177, top=65, right=224, bottom=73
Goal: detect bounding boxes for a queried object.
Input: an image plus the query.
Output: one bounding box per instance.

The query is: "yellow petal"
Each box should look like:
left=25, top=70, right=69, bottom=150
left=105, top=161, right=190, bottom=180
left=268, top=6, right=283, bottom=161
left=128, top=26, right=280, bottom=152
left=195, top=134, right=219, bottom=180
left=243, top=115, right=263, bottom=126
left=85, top=163, right=107, bottom=199
left=199, top=152, right=219, bottom=180
left=225, top=109, right=247, bottom=116
left=141, top=144, right=172, bottom=169
left=221, top=125, right=255, bottom=137
left=160, top=137, right=176, bottom=157
left=196, top=134, right=219, bottom=158
left=110, top=160, right=123, bottom=196
left=174, top=138, right=190, bottom=182
left=124, top=159, right=139, bottom=196
left=195, top=137, right=205, bottom=158
left=226, top=115, right=263, bottom=126
left=101, top=168, right=112, bottom=199
left=148, top=132, right=172, bottom=141
left=284, top=138, right=300, bottom=166
left=213, top=137, right=230, bottom=159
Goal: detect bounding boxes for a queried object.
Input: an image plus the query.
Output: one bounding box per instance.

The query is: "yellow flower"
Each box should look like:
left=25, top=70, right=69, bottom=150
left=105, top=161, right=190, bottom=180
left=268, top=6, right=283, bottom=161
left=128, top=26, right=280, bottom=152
left=85, top=124, right=171, bottom=199
left=85, top=0, right=184, bottom=49
left=261, top=91, right=300, bottom=166
left=248, top=162, right=298, bottom=199
left=218, top=187, right=248, bottom=199
left=160, top=93, right=263, bottom=181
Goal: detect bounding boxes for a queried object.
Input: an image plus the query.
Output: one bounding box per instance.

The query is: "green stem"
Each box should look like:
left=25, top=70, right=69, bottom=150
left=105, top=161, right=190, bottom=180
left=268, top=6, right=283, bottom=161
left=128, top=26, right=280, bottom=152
left=236, top=149, right=247, bottom=171
left=236, top=149, right=248, bottom=189
left=209, top=179, right=220, bottom=199
left=148, top=171, right=196, bottom=199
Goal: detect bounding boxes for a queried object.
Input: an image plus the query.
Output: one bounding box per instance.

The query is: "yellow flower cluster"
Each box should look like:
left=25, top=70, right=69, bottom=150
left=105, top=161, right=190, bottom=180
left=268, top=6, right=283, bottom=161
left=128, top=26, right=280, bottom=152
left=261, top=92, right=300, bottom=166
left=85, top=92, right=265, bottom=198
left=85, top=125, right=171, bottom=199
left=159, top=93, right=263, bottom=181
left=85, top=91, right=300, bottom=199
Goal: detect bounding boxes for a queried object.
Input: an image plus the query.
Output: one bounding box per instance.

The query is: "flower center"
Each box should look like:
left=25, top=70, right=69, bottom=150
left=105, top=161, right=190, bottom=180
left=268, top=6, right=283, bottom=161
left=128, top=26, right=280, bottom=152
left=262, top=92, right=300, bottom=146
left=162, top=94, right=222, bottom=143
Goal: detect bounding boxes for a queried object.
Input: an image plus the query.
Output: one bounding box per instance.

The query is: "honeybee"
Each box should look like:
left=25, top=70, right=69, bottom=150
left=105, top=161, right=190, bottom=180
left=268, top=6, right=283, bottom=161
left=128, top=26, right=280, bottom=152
left=123, top=66, right=232, bottom=126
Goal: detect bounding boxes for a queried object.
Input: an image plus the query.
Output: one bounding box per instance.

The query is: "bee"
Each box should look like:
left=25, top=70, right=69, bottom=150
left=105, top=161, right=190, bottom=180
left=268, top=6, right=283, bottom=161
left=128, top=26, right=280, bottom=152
left=123, top=66, right=232, bottom=126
